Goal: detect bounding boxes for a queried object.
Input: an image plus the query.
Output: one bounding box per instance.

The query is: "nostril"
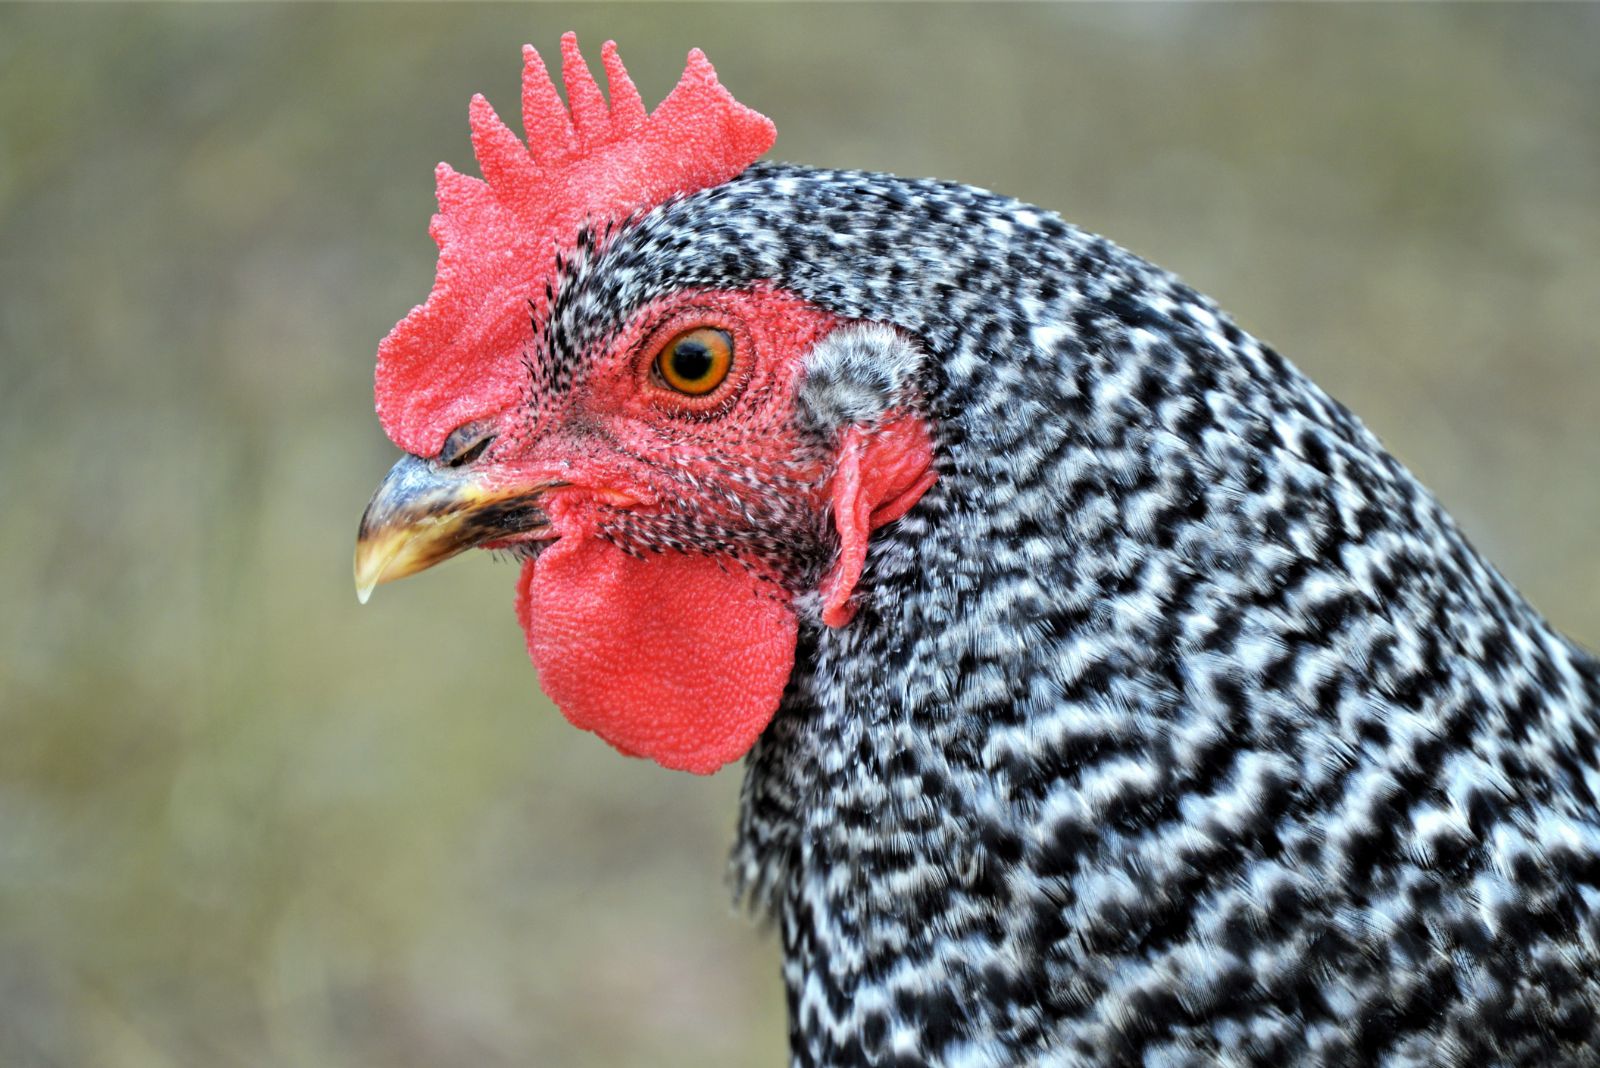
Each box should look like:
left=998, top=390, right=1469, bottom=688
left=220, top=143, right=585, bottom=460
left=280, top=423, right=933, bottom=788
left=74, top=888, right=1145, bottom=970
left=449, top=436, right=492, bottom=466
left=439, top=422, right=495, bottom=467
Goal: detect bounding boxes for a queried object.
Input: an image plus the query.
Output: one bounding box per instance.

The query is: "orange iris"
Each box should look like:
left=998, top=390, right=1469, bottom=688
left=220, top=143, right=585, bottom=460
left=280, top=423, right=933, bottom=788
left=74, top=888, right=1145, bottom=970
left=655, top=327, right=733, bottom=395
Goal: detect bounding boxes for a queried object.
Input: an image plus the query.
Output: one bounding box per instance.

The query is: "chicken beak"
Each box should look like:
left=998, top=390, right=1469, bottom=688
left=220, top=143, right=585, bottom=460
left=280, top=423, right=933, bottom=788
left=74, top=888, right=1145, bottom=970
left=354, top=453, right=554, bottom=604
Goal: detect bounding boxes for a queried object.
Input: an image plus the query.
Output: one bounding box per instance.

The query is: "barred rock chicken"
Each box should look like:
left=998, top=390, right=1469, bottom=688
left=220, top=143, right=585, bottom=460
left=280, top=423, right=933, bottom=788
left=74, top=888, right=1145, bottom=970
left=355, top=36, right=1600, bottom=1067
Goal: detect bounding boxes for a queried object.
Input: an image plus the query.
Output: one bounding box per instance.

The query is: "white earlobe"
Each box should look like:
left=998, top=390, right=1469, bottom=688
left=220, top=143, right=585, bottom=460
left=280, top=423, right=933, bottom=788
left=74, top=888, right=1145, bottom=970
left=797, top=323, right=926, bottom=435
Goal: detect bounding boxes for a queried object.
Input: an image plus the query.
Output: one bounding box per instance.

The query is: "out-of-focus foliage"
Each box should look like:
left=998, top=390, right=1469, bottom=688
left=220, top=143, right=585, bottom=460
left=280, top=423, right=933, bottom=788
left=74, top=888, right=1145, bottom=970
left=0, top=5, right=1595, bottom=1066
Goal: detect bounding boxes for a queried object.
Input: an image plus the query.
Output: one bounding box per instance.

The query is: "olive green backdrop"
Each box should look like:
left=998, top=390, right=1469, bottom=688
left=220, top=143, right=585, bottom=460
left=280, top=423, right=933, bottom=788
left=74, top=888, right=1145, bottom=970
left=1, top=4, right=1596, bottom=1066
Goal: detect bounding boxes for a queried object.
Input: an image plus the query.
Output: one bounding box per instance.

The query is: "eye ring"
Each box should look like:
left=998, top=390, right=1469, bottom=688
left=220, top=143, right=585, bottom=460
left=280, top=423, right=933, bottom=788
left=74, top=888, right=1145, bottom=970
left=654, top=327, right=733, bottom=396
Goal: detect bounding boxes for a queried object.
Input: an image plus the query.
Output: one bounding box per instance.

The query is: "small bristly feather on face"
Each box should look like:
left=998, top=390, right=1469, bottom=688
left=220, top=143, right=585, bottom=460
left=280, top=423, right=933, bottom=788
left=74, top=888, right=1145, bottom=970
left=356, top=34, right=1600, bottom=1067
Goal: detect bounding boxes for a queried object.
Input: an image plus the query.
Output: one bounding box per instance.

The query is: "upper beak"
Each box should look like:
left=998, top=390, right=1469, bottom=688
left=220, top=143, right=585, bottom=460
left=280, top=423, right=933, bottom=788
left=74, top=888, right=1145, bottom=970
left=354, top=453, right=555, bottom=603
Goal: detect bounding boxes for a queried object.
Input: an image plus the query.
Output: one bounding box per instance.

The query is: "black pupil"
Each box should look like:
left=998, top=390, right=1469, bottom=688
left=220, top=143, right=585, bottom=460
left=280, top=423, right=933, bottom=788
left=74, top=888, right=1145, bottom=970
left=670, top=339, right=714, bottom=382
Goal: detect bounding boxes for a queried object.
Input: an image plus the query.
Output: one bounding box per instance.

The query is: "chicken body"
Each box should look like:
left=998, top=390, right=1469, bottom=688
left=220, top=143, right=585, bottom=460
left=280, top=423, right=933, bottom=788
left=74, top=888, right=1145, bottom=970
left=603, top=164, right=1600, bottom=1066
left=359, top=43, right=1600, bottom=1067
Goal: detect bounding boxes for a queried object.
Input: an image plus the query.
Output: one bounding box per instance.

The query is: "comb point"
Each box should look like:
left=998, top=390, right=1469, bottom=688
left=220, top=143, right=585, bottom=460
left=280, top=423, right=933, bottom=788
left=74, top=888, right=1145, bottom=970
left=469, top=93, right=536, bottom=195
left=521, top=43, right=575, bottom=160
left=559, top=32, right=610, bottom=145
left=601, top=40, right=647, bottom=130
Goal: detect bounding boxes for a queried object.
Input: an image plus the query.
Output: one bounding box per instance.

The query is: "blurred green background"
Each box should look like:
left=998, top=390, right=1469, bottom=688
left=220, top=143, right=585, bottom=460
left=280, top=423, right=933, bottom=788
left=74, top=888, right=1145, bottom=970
left=1, top=4, right=1596, bottom=1066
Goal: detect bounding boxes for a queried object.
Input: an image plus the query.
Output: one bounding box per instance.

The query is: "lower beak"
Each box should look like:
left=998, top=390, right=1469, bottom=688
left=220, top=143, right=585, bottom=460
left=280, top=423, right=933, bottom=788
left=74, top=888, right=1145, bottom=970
left=354, top=453, right=554, bottom=603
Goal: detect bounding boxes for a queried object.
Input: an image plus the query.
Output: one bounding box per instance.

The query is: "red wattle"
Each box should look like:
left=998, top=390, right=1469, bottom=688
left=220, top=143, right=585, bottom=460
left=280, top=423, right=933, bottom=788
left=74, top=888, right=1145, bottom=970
left=819, top=415, right=937, bottom=628
left=517, top=536, right=797, bottom=774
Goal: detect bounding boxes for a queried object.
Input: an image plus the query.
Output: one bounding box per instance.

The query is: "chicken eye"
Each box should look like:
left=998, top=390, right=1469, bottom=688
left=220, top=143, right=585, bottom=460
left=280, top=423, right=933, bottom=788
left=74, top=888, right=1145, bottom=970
left=655, top=327, right=733, bottom=395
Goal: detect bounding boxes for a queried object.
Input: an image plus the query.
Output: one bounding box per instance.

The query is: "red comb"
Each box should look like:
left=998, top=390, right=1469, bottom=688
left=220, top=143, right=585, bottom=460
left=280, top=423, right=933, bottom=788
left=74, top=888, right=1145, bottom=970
left=374, top=33, right=776, bottom=456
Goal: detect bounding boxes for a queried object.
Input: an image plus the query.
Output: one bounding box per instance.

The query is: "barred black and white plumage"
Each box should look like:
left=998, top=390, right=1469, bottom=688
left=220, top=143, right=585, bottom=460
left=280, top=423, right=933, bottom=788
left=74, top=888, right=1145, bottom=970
left=362, top=46, right=1600, bottom=1067
left=567, top=163, right=1600, bottom=1066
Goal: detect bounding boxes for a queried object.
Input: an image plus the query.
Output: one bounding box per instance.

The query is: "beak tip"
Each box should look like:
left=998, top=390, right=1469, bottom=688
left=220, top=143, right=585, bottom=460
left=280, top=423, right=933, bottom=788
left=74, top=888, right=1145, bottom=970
left=354, top=545, right=387, bottom=605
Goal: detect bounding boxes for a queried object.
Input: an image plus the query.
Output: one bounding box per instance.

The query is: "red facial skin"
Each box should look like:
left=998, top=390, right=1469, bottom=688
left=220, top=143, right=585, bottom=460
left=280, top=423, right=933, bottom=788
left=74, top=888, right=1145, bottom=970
left=448, top=287, right=934, bottom=774
left=516, top=288, right=830, bottom=775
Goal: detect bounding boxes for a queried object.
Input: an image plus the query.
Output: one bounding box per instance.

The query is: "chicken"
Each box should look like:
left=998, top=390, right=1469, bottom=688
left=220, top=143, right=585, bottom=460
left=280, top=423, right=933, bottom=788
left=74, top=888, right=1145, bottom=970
left=355, top=35, right=1600, bottom=1068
